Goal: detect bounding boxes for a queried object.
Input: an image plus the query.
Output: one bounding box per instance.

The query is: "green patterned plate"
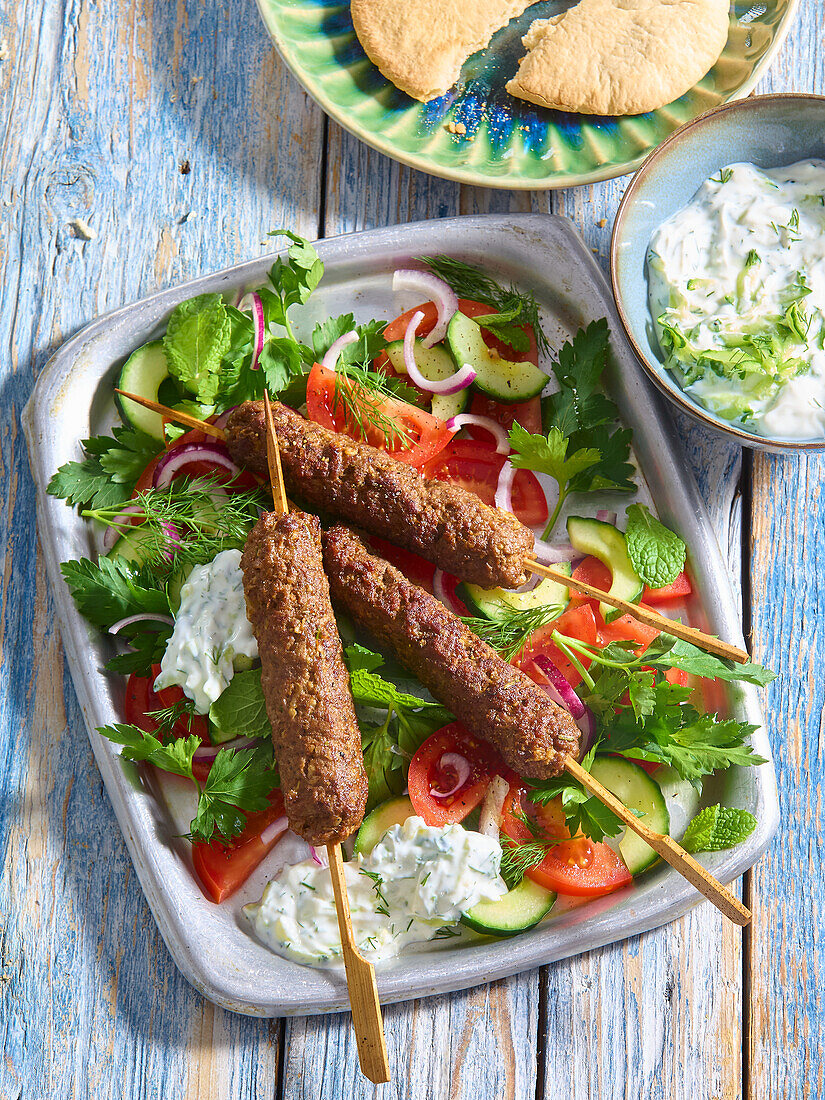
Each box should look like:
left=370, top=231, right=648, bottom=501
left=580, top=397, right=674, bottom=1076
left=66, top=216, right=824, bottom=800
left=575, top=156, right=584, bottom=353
left=256, top=0, right=799, bottom=189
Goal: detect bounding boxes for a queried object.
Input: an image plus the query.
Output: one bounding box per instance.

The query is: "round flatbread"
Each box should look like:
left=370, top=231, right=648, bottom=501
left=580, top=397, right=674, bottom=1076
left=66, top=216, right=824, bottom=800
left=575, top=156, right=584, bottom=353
left=505, top=0, right=731, bottom=116
left=351, top=0, right=534, bottom=102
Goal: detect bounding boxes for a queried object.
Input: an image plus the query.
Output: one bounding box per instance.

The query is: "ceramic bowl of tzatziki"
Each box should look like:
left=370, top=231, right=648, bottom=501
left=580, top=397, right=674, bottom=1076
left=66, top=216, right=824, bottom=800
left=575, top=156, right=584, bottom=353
left=611, top=93, right=825, bottom=452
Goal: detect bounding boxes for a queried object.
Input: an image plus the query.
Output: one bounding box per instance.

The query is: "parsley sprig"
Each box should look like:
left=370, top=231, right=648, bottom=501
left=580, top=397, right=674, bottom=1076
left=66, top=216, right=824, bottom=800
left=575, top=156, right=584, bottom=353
left=48, top=426, right=164, bottom=511
left=508, top=320, right=635, bottom=537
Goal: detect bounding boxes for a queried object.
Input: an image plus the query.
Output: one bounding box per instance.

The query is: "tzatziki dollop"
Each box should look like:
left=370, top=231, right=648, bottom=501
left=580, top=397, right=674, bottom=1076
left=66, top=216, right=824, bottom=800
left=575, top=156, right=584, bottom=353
left=244, top=816, right=507, bottom=966
left=154, top=548, right=258, bottom=713
left=648, top=159, right=825, bottom=439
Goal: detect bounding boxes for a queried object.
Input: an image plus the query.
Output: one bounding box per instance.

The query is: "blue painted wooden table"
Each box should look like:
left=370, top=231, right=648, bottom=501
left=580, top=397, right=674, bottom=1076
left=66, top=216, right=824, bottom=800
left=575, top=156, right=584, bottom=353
left=1, top=3, right=821, bottom=1096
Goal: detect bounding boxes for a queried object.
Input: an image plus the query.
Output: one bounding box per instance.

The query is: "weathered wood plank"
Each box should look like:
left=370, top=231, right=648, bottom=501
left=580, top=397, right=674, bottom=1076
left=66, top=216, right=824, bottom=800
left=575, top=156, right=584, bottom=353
left=0, top=0, right=322, bottom=1097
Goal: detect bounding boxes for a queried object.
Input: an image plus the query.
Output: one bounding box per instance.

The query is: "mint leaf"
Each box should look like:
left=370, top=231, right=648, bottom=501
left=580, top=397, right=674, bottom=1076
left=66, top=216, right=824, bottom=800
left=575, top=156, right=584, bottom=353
left=343, top=643, right=385, bottom=675
left=625, top=504, right=686, bottom=588
left=681, top=804, right=757, bottom=852
left=208, top=668, right=272, bottom=740
left=163, top=293, right=232, bottom=403
left=473, top=306, right=531, bottom=353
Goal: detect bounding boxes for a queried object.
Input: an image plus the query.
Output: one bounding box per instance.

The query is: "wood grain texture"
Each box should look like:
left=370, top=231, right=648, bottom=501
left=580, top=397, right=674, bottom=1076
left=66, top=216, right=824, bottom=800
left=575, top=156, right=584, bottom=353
left=0, top=0, right=819, bottom=1096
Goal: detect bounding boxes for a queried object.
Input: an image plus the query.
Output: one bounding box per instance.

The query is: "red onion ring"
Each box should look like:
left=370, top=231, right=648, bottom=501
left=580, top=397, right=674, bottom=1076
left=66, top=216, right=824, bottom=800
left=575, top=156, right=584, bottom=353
left=238, top=292, right=266, bottom=370
left=494, top=460, right=517, bottom=513
left=260, top=815, right=289, bottom=847
left=109, top=612, right=175, bottom=634
left=152, top=442, right=241, bottom=488
left=322, top=329, right=359, bottom=371
left=102, top=502, right=143, bottom=552
left=392, top=269, right=459, bottom=348
left=433, top=569, right=466, bottom=616
left=404, top=311, right=475, bottom=394
left=532, top=539, right=583, bottom=566
left=596, top=509, right=618, bottom=525
left=212, top=407, right=238, bottom=431
left=446, top=413, right=509, bottom=454
left=478, top=775, right=510, bottom=838
left=191, top=735, right=259, bottom=763
left=531, top=654, right=586, bottom=720
left=429, top=752, right=471, bottom=799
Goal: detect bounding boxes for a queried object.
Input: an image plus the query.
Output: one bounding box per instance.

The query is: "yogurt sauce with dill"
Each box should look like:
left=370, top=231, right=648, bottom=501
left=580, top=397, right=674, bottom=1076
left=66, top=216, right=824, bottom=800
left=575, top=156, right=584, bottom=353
left=245, top=817, right=506, bottom=966
left=154, top=548, right=258, bottom=713
left=648, top=159, right=825, bottom=439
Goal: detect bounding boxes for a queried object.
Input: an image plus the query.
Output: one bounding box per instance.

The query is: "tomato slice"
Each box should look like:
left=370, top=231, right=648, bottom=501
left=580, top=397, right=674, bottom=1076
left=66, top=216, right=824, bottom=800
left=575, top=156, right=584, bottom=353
left=305, top=361, right=454, bottom=467
left=124, top=668, right=208, bottom=742
left=570, top=555, right=612, bottom=604
left=422, top=438, right=549, bottom=528
left=468, top=393, right=543, bottom=436
left=517, top=603, right=599, bottom=688
left=369, top=537, right=436, bottom=593
left=597, top=610, right=661, bottom=648
left=407, top=723, right=505, bottom=826
left=192, top=789, right=287, bottom=903
left=501, top=784, right=632, bottom=897
left=643, top=570, right=693, bottom=604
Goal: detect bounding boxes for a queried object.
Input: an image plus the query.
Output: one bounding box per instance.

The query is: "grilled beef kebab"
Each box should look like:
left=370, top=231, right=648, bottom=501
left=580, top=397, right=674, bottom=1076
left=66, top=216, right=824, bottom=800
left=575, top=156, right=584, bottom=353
left=322, top=525, right=580, bottom=779
left=226, top=400, right=534, bottom=590
left=241, top=509, right=368, bottom=845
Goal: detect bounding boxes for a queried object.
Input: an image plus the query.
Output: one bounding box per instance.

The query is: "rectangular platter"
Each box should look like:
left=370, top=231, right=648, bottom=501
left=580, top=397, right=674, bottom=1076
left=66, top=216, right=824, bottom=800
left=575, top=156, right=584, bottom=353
left=23, top=214, right=779, bottom=1017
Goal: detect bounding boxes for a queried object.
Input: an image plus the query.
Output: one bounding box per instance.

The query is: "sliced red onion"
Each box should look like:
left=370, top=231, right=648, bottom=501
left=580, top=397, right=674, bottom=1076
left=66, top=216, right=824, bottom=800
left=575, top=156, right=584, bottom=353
left=479, top=775, right=510, bottom=839
left=152, top=442, right=241, bottom=488
left=494, top=460, right=517, bottom=513
left=392, top=269, right=458, bottom=348
left=309, top=846, right=328, bottom=867
left=433, top=569, right=466, bottom=616
left=102, top=502, right=144, bottom=551
left=404, top=311, right=475, bottom=394
left=322, top=329, right=359, bottom=371
left=238, top=292, right=266, bottom=370
left=109, top=612, right=175, bottom=634
left=575, top=707, right=598, bottom=757
left=446, top=413, right=509, bottom=454
left=430, top=752, right=471, bottom=799
left=212, top=407, right=237, bottom=431
left=260, top=815, right=289, bottom=847
left=596, top=509, right=618, bottom=526
left=532, top=538, right=582, bottom=566
left=531, top=654, right=586, bottom=720
left=191, top=735, right=258, bottom=763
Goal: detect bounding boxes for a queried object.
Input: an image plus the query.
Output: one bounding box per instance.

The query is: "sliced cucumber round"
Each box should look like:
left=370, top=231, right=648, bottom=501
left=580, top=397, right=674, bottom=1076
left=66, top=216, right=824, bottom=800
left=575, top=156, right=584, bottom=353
left=459, top=565, right=571, bottom=622
left=446, top=311, right=546, bottom=404
left=107, top=524, right=158, bottom=565
left=354, top=796, right=414, bottom=857
left=589, top=757, right=669, bottom=874
left=116, top=341, right=172, bottom=441
left=566, top=515, right=643, bottom=624
left=462, top=876, right=555, bottom=937
left=384, top=339, right=470, bottom=421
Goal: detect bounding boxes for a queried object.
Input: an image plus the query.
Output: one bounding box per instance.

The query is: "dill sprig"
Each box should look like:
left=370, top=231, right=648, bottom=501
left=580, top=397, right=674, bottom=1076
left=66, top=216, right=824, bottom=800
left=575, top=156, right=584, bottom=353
left=359, top=868, right=391, bottom=917
left=83, top=474, right=268, bottom=572
left=421, top=255, right=550, bottom=356
left=498, top=837, right=551, bottom=890
left=144, top=697, right=200, bottom=742
left=331, top=359, right=422, bottom=450
left=462, top=603, right=565, bottom=660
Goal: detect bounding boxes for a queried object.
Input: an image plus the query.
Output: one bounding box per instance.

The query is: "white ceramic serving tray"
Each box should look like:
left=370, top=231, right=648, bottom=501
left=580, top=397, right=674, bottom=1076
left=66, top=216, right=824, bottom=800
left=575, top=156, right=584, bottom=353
left=23, top=215, right=778, bottom=1017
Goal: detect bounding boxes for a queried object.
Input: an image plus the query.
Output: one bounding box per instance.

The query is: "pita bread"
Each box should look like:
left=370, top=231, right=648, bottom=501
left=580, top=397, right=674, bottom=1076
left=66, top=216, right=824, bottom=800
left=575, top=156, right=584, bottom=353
left=351, top=0, right=534, bottom=102
left=505, top=0, right=730, bottom=116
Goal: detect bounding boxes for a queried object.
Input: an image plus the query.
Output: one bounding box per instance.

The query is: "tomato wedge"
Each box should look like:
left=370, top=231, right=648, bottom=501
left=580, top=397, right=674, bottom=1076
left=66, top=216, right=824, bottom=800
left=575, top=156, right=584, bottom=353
left=467, top=393, right=543, bottom=437
left=501, top=784, right=632, bottom=897
left=422, top=438, right=549, bottom=528
left=305, top=361, right=454, bottom=467
left=407, top=723, right=505, bottom=826
left=124, top=668, right=208, bottom=742
left=643, top=570, right=692, bottom=604
left=192, top=790, right=287, bottom=903
left=382, top=298, right=538, bottom=364
left=132, top=425, right=259, bottom=495
left=517, top=603, right=599, bottom=688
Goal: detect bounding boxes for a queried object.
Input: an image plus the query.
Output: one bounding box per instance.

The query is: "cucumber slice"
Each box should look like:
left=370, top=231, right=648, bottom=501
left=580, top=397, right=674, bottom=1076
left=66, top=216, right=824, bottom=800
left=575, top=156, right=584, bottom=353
left=459, top=565, right=571, bottom=622
left=107, top=524, right=157, bottom=565
left=446, top=311, right=546, bottom=404
left=462, top=876, right=555, bottom=936
left=589, top=757, right=669, bottom=874
left=566, top=515, right=643, bottom=623
left=116, top=341, right=172, bottom=441
left=384, top=340, right=469, bottom=421
left=354, top=796, right=414, bottom=857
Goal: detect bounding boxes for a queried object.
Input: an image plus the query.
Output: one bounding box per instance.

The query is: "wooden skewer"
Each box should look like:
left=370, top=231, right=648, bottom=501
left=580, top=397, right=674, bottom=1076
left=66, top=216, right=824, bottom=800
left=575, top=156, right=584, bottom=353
left=565, top=757, right=751, bottom=926
left=118, top=389, right=752, bottom=665
left=260, top=391, right=390, bottom=1085
left=529, top=560, right=749, bottom=664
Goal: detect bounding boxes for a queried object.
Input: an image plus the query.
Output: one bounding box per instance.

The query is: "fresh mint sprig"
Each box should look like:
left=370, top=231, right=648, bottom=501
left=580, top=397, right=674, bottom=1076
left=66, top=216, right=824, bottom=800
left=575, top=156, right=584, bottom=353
left=681, top=804, right=757, bottom=852
left=624, top=504, right=686, bottom=588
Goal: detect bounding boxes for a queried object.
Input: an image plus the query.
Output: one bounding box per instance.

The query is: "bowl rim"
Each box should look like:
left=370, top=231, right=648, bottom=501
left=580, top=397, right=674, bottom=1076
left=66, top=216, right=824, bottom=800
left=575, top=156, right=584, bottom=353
left=609, top=91, right=825, bottom=453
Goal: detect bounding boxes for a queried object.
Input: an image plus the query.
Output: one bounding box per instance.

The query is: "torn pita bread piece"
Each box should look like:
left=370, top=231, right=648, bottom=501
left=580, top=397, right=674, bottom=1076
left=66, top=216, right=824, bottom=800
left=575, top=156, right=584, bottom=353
left=351, top=0, right=534, bottom=102
left=505, top=0, right=731, bottom=116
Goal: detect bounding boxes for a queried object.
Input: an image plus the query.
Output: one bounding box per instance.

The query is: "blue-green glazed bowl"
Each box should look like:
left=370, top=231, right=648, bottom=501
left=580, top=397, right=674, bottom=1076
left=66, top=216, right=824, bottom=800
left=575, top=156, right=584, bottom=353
left=611, top=93, right=825, bottom=453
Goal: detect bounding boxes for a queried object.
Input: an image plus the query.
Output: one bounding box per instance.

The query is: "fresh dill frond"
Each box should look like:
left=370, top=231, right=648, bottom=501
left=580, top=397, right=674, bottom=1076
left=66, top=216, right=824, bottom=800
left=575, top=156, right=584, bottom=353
left=498, top=838, right=550, bottom=890
left=462, top=603, right=564, bottom=660
left=144, top=697, right=199, bottom=741
left=421, top=255, right=550, bottom=355
left=83, top=474, right=268, bottom=572
left=432, top=925, right=462, bottom=939
left=331, top=359, right=422, bottom=450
